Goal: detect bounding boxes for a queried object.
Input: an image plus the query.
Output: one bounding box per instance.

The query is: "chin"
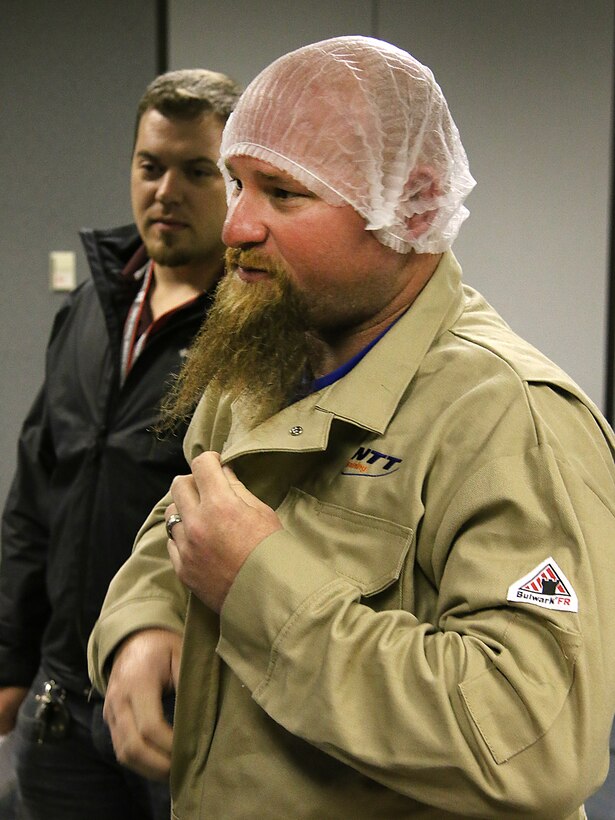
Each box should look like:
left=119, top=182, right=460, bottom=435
left=149, top=247, right=192, bottom=268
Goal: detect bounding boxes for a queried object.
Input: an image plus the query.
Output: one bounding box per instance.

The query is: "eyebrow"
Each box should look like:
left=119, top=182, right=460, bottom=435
left=136, top=150, right=219, bottom=167
left=224, top=160, right=297, bottom=185
left=257, top=170, right=296, bottom=184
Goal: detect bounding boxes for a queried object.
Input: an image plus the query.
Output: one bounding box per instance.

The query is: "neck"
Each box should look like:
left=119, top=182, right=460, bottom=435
left=149, top=261, right=222, bottom=320
left=309, top=252, right=442, bottom=378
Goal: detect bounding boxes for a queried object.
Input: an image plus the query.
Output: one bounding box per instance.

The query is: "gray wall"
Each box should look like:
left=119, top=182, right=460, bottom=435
left=1, top=1, right=613, bottom=508
left=0, top=2, right=158, bottom=505
left=169, top=0, right=613, bottom=413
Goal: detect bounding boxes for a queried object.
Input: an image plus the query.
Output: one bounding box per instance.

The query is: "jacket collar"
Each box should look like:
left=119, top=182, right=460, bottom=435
left=80, top=223, right=143, bottom=291
left=221, top=251, right=464, bottom=461
left=314, top=250, right=464, bottom=434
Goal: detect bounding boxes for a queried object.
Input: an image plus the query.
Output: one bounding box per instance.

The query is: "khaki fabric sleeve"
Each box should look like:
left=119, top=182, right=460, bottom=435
left=87, top=388, right=228, bottom=693
left=87, top=491, right=189, bottom=693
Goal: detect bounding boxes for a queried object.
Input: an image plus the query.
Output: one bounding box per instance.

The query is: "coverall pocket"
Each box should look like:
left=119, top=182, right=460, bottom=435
left=278, top=487, right=414, bottom=597
left=458, top=617, right=581, bottom=764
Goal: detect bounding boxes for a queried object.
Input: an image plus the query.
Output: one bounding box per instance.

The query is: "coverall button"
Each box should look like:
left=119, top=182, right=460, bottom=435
left=289, top=426, right=304, bottom=436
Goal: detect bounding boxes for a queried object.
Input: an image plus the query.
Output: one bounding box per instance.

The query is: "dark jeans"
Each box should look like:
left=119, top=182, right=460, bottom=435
left=0, top=789, right=16, bottom=820
left=13, top=668, right=172, bottom=820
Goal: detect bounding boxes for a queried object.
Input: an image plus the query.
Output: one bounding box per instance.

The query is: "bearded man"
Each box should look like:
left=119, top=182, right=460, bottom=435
left=89, top=37, right=615, bottom=820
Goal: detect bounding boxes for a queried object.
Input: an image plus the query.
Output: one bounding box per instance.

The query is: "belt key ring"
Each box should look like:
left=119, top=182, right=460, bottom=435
left=34, top=679, right=71, bottom=743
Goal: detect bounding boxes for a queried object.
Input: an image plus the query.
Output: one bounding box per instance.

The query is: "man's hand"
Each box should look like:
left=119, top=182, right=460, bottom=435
left=103, top=628, right=182, bottom=781
left=166, top=451, right=282, bottom=613
left=0, top=685, right=28, bottom=735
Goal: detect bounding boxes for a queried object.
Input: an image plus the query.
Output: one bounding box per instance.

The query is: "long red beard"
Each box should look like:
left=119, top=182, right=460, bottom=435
left=159, top=248, right=312, bottom=430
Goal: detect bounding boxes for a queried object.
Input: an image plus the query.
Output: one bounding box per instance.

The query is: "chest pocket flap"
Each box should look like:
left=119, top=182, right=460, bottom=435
left=277, top=488, right=414, bottom=596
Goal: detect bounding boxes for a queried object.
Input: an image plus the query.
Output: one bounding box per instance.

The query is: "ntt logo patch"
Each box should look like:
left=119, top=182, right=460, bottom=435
left=342, top=446, right=402, bottom=477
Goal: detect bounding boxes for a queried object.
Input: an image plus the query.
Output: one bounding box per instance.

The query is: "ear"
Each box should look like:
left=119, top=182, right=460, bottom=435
left=403, top=165, right=441, bottom=240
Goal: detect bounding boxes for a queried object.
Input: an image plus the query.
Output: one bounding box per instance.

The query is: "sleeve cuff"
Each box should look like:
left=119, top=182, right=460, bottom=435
left=87, top=597, right=185, bottom=693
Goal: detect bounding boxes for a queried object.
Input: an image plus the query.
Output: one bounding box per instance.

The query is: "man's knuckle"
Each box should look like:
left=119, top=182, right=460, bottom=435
left=140, top=724, right=158, bottom=745
left=184, top=518, right=206, bottom=544
left=111, top=735, right=130, bottom=764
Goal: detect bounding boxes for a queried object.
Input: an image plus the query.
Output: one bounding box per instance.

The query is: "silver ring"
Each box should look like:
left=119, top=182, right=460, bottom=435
left=166, top=513, right=183, bottom=540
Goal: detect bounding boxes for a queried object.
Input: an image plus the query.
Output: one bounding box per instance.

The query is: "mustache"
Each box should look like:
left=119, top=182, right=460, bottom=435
left=224, top=247, right=284, bottom=277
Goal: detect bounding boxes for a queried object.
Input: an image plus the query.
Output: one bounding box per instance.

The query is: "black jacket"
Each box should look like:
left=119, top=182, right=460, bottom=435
left=0, top=224, right=212, bottom=693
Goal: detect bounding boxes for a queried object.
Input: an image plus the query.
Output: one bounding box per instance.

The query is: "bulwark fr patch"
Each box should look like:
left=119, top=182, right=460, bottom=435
left=507, top=556, right=578, bottom=613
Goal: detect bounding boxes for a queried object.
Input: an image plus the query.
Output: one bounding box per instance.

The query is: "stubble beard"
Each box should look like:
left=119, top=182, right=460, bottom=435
left=160, top=247, right=313, bottom=431
left=150, top=247, right=193, bottom=267
left=145, top=232, right=194, bottom=268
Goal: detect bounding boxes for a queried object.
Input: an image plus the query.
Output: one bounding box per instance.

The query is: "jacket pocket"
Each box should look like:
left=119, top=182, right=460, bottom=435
left=458, top=618, right=581, bottom=764
left=277, top=487, right=414, bottom=597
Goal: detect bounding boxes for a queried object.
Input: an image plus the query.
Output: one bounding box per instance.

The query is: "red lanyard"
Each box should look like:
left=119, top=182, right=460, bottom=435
left=120, top=261, right=154, bottom=384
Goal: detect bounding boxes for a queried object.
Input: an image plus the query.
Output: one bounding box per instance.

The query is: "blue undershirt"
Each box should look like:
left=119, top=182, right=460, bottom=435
left=306, top=310, right=405, bottom=394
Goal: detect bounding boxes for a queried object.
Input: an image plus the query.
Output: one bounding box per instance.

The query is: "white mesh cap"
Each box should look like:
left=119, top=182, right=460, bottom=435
left=220, top=36, right=476, bottom=254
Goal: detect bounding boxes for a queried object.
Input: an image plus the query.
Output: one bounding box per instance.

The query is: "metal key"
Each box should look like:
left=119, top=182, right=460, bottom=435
left=34, top=680, right=70, bottom=743
left=34, top=687, right=53, bottom=744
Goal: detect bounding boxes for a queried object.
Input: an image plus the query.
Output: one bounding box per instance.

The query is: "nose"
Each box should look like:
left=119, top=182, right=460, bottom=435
left=222, top=191, right=268, bottom=248
left=155, top=169, right=183, bottom=207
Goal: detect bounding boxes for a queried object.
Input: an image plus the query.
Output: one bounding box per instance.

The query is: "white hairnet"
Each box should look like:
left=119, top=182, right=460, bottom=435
left=220, top=36, right=476, bottom=254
